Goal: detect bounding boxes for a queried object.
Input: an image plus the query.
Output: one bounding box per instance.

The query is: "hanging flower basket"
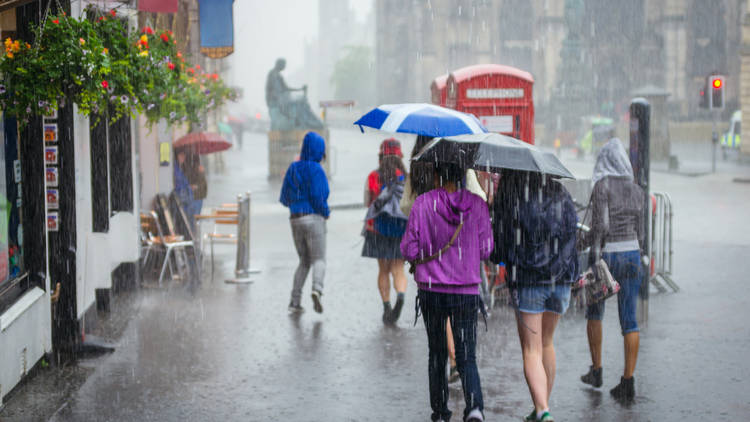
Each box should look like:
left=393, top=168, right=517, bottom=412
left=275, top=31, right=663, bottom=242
left=0, top=7, right=236, bottom=127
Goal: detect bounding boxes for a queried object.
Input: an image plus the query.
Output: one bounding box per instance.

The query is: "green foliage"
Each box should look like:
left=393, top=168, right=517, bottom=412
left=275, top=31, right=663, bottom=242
left=329, top=45, right=376, bottom=107
left=0, top=8, right=236, bottom=127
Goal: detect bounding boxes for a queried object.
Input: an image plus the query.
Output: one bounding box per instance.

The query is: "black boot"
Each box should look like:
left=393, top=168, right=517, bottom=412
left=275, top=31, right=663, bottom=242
left=390, top=295, right=405, bottom=323
left=610, top=376, right=635, bottom=401
left=382, top=302, right=393, bottom=325
left=581, top=365, right=603, bottom=388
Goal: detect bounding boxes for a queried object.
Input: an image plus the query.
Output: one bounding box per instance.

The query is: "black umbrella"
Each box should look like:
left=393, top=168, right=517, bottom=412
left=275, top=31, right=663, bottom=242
left=413, top=132, right=575, bottom=179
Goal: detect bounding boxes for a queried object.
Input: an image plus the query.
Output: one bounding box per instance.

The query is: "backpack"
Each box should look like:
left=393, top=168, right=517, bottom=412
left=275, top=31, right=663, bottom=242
left=494, top=179, right=578, bottom=283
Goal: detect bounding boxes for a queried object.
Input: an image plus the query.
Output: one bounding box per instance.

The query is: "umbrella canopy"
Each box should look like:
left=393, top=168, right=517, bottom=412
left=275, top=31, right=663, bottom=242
left=414, top=132, right=575, bottom=179
left=173, top=132, right=232, bottom=154
left=354, top=103, right=488, bottom=137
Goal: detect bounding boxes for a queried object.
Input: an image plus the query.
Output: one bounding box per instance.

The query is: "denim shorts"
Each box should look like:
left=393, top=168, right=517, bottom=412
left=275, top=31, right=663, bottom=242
left=514, top=283, right=571, bottom=315
left=585, top=250, right=642, bottom=334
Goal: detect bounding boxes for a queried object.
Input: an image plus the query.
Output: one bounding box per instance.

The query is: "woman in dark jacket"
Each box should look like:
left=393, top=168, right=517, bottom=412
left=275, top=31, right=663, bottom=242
left=580, top=138, right=645, bottom=401
left=279, top=132, right=330, bottom=314
left=491, top=170, right=578, bottom=422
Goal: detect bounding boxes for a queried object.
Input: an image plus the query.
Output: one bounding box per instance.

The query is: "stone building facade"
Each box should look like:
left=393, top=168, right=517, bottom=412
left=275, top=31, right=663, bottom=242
left=375, top=0, right=743, bottom=131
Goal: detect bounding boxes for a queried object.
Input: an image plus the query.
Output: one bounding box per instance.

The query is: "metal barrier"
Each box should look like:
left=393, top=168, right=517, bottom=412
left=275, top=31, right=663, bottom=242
left=650, top=192, right=678, bottom=292
left=225, top=192, right=261, bottom=284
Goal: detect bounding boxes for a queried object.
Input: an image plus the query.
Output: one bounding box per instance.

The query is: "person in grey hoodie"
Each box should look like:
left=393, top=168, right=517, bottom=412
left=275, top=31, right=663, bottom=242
left=580, top=138, right=645, bottom=401
left=401, top=162, right=493, bottom=422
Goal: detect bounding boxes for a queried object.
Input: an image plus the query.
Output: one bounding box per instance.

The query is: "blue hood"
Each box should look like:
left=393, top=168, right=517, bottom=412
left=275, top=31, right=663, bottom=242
left=301, top=132, right=325, bottom=162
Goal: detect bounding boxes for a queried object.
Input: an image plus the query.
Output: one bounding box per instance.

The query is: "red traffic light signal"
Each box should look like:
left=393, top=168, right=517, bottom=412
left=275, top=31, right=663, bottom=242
left=712, top=78, right=722, bottom=89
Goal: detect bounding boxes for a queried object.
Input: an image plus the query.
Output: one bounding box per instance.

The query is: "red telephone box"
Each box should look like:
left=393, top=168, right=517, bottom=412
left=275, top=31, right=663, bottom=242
left=430, top=74, right=448, bottom=106
left=446, top=64, right=535, bottom=144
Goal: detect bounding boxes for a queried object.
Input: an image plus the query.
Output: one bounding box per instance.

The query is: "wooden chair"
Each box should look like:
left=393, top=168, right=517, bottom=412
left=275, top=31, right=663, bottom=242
left=196, top=206, right=239, bottom=279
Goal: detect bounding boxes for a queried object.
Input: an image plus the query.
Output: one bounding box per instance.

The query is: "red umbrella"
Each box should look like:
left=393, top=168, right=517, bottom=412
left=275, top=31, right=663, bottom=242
left=173, top=132, right=232, bottom=154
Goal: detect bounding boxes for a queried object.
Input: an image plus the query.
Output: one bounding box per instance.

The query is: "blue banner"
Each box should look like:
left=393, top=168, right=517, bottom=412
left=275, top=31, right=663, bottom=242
left=198, top=0, right=234, bottom=58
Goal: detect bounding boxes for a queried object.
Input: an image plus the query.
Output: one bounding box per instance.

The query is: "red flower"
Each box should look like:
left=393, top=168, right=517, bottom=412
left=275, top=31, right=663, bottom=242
left=160, top=32, right=169, bottom=43
left=101, top=80, right=109, bottom=89
left=187, top=68, right=195, bottom=74
left=211, top=73, right=219, bottom=81
left=52, top=19, right=59, bottom=24
left=196, top=64, right=201, bottom=70
left=142, top=26, right=154, bottom=35
left=110, top=9, right=116, bottom=17
left=167, top=62, right=175, bottom=70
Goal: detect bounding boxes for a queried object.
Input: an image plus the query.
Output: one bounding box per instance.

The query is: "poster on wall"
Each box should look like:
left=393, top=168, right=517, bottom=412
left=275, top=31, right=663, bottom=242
left=47, top=212, right=59, bottom=232
left=46, top=189, right=59, bottom=210
left=45, top=146, right=58, bottom=165
left=44, top=108, right=57, bottom=120
left=13, top=160, right=21, bottom=183
left=44, top=123, right=58, bottom=143
left=45, top=167, right=58, bottom=187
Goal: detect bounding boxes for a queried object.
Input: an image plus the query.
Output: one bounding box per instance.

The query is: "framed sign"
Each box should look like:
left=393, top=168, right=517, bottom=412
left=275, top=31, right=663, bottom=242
left=480, top=115, right=514, bottom=133
left=47, top=212, right=59, bottom=232
left=45, top=146, right=58, bottom=165
left=44, top=123, right=58, bottom=142
left=46, top=189, right=59, bottom=210
left=45, top=167, right=58, bottom=187
left=13, top=159, right=21, bottom=183
left=44, top=108, right=57, bottom=120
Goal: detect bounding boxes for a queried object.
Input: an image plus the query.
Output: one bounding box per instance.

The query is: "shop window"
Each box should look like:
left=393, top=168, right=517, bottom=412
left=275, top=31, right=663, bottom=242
left=0, top=117, right=26, bottom=300
left=90, top=114, right=109, bottom=232
left=109, top=114, right=133, bottom=212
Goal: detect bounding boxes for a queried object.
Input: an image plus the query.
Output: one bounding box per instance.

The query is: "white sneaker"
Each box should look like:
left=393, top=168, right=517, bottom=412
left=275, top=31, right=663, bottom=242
left=311, top=290, right=323, bottom=313
left=466, top=408, right=484, bottom=422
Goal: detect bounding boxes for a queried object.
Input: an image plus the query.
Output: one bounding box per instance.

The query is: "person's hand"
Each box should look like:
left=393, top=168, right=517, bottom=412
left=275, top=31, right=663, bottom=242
left=641, top=255, right=650, bottom=267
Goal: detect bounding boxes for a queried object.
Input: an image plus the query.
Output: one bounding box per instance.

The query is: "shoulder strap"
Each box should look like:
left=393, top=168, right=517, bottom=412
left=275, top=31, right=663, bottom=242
left=409, top=221, right=464, bottom=273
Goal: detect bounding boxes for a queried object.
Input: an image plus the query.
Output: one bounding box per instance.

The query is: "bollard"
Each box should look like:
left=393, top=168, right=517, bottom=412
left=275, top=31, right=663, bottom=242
left=630, top=98, right=650, bottom=324
left=225, top=192, right=261, bottom=284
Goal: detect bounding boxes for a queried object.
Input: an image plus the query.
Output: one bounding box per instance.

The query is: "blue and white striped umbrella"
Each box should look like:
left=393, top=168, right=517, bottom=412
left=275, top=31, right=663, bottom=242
left=354, top=103, right=488, bottom=137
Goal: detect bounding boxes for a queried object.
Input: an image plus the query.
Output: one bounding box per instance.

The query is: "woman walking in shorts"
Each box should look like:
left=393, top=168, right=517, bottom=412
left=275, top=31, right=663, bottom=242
left=363, top=139, right=409, bottom=324
left=579, top=138, right=645, bottom=401
left=491, top=170, right=578, bottom=422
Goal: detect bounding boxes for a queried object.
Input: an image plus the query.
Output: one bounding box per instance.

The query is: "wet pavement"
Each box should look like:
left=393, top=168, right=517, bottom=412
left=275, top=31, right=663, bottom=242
left=2, top=128, right=750, bottom=421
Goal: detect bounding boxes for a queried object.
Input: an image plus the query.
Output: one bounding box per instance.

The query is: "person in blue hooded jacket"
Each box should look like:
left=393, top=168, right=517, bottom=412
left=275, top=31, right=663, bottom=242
left=280, top=131, right=330, bottom=314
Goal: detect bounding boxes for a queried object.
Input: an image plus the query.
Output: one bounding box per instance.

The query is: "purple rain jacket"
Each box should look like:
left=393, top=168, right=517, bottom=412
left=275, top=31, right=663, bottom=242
left=400, top=188, right=493, bottom=295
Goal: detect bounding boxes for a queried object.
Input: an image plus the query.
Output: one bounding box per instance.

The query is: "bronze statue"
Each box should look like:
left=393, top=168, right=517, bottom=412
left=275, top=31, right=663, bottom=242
left=265, top=58, right=324, bottom=131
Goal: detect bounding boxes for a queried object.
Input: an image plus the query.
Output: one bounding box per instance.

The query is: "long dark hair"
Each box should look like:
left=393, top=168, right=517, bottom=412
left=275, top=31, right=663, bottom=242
left=379, top=154, right=406, bottom=186
left=409, top=135, right=435, bottom=196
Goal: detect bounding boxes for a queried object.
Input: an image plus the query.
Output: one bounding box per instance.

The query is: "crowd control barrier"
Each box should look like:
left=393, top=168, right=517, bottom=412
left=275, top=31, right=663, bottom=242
left=650, top=192, right=678, bottom=292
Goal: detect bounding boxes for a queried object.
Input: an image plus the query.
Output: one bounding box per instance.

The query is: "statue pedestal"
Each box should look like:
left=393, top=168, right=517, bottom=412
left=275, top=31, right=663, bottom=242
left=268, top=128, right=330, bottom=179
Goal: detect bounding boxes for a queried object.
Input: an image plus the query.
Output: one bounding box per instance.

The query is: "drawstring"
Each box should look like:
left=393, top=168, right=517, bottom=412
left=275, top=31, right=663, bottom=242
left=413, top=293, right=421, bottom=327
left=478, top=296, right=488, bottom=332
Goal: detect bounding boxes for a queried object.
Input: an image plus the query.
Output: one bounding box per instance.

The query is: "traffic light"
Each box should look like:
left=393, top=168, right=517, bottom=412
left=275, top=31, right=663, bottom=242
left=709, top=75, right=724, bottom=110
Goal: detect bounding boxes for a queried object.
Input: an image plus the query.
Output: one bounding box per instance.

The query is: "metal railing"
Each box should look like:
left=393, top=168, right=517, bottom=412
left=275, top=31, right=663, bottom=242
left=650, top=192, right=678, bottom=292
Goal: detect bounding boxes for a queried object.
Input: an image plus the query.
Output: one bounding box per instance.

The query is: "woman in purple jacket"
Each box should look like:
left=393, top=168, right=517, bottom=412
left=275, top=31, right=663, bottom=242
left=401, top=162, right=493, bottom=422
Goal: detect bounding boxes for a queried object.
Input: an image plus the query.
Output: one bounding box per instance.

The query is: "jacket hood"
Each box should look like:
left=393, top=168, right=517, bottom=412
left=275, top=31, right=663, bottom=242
left=592, top=138, right=633, bottom=185
left=433, top=188, right=476, bottom=225
left=300, top=132, right=325, bottom=162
